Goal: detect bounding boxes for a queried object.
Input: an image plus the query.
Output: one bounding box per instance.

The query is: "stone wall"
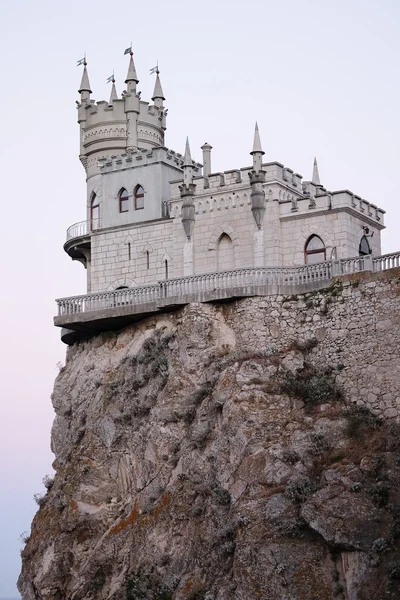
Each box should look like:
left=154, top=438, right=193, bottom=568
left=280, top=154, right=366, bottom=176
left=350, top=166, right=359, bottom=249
left=222, top=268, right=400, bottom=420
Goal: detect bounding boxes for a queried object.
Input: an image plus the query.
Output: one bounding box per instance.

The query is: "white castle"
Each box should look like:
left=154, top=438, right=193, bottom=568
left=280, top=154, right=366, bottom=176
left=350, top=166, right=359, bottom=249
left=56, top=52, right=391, bottom=342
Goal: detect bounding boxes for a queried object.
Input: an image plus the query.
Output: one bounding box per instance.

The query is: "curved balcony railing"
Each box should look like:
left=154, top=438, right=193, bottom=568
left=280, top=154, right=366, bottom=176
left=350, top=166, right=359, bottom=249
left=66, top=219, right=100, bottom=242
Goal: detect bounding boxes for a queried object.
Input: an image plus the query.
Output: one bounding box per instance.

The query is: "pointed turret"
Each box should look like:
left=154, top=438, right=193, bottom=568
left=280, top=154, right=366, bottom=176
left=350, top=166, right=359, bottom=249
left=249, top=122, right=266, bottom=229
left=125, top=53, right=139, bottom=90
left=152, top=72, right=165, bottom=100
left=312, top=157, right=321, bottom=186
left=78, top=62, right=92, bottom=96
left=109, top=79, right=118, bottom=104
left=180, top=137, right=196, bottom=240
left=124, top=51, right=140, bottom=152
left=250, top=122, right=265, bottom=173
left=183, top=137, right=192, bottom=168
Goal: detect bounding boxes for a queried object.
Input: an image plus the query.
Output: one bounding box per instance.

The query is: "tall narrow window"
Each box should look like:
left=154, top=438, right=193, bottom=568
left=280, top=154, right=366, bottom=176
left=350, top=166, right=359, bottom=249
left=90, top=193, right=99, bottom=230
left=128, top=243, right=131, bottom=261
left=146, top=250, right=150, bottom=269
left=164, top=259, right=169, bottom=280
left=359, top=235, right=371, bottom=256
left=305, top=235, right=326, bottom=264
left=134, top=185, right=144, bottom=210
left=119, top=188, right=129, bottom=213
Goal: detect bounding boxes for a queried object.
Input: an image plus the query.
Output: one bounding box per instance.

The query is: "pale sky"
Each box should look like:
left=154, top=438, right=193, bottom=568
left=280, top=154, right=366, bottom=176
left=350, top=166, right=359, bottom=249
left=0, top=0, right=399, bottom=595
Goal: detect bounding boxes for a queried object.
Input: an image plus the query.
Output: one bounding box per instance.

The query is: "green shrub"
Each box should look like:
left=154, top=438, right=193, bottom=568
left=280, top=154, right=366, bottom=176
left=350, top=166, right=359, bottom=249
left=285, top=476, right=317, bottom=503
left=345, top=405, right=382, bottom=439
left=213, top=486, right=231, bottom=505
left=279, top=365, right=342, bottom=408
left=369, top=482, right=391, bottom=507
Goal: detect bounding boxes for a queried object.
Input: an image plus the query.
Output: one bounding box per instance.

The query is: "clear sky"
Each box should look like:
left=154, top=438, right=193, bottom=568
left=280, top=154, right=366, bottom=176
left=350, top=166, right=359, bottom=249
left=0, top=0, right=399, bottom=595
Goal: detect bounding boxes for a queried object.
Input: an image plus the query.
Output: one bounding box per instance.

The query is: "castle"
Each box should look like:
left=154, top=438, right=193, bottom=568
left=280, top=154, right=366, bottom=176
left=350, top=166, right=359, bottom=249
left=56, top=52, right=392, bottom=342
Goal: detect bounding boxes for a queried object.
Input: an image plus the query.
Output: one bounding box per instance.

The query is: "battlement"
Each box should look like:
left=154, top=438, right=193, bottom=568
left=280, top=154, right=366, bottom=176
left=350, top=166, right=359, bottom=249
left=97, top=146, right=202, bottom=174
left=170, top=161, right=305, bottom=199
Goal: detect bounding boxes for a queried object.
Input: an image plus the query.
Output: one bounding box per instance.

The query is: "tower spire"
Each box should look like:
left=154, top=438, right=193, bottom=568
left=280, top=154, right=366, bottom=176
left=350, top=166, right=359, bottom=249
left=152, top=68, right=165, bottom=105
left=312, top=157, right=321, bottom=186
left=78, top=59, right=92, bottom=95
left=125, top=51, right=139, bottom=86
left=109, top=77, right=118, bottom=104
left=180, top=137, right=196, bottom=241
left=249, top=122, right=266, bottom=229
left=183, top=137, right=192, bottom=169
left=251, top=121, right=264, bottom=156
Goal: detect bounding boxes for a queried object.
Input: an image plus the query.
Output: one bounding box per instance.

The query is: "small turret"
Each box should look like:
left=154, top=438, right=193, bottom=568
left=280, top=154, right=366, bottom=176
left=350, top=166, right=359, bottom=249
left=125, top=52, right=139, bottom=92
left=152, top=70, right=165, bottom=109
left=180, top=138, right=196, bottom=240
left=312, top=157, right=321, bottom=186
left=124, top=51, right=140, bottom=152
left=78, top=60, right=92, bottom=104
left=250, top=122, right=264, bottom=173
left=109, top=77, right=118, bottom=105
left=249, top=122, right=266, bottom=229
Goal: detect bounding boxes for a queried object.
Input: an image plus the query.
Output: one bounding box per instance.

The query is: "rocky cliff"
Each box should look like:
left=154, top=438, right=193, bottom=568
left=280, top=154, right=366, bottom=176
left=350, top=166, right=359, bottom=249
left=19, top=271, right=400, bottom=599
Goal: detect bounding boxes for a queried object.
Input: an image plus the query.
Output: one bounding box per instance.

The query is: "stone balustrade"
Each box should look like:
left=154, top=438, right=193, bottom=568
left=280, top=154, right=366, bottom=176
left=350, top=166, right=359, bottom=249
left=66, top=219, right=100, bottom=242
left=54, top=251, right=400, bottom=341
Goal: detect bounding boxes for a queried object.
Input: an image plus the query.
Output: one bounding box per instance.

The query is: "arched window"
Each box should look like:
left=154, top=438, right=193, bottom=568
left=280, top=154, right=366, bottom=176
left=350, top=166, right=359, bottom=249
left=359, top=235, right=371, bottom=256
left=217, top=233, right=235, bottom=271
left=164, top=259, right=169, bottom=280
left=90, top=193, right=99, bottom=229
left=134, top=185, right=144, bottom=210
left=305, top=235, right=326, bottom=264
left=119, top=188, right=129, bottom=213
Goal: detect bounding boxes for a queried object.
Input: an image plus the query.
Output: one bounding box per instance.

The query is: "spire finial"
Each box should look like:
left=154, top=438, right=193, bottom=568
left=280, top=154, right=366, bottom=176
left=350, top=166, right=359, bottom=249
left=250, top=121, right=264, bottom=155
left=312, top=157, right=321, bottom=185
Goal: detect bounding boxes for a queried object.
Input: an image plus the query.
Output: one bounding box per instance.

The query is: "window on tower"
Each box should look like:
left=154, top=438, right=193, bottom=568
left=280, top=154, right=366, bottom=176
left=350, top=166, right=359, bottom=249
left=119, top=188, right=129, bottom=213
left=304, top=235, right=326, bottom=264
left=134, top=185, right=144, bottom=210
left=90, top=193, right=99, bottom=229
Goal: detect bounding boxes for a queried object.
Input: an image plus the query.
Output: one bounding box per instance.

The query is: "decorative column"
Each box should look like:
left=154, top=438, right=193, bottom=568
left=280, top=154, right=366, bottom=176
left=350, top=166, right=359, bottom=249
left=180, top=138, right=196, bottom=275
left=201, top=142, right=212, bottom=177
left=249, top=123, right=266, bottom=266
left=124, top=52, right=140, bottom=152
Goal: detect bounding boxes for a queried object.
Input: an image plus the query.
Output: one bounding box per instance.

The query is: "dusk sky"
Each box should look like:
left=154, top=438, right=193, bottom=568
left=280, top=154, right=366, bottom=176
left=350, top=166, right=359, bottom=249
left=0, top=0, right=399, bottom=595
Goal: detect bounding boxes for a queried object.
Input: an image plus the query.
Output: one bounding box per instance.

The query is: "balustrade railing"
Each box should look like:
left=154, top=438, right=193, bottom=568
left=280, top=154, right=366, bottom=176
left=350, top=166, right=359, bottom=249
left=56, top=251, right=400, bottom=318
left=373, top=252, right=400, bottom=271
left=66, top=219, right=100, bottom=242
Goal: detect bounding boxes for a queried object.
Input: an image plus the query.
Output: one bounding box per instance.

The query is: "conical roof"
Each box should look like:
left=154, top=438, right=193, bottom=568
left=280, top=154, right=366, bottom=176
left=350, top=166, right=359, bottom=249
left=125, top=54, right=139, bottom=83
left=183, top=137, right=192, bottom=166
left=250, top=122, right=264, bottom=155
left=78, top=64, right=92, bottom=94
left=152, top=72, right=165, bottom=100
left=109, top=81, right=118, bottom=103
left=312, top=157, right=321, bottom=185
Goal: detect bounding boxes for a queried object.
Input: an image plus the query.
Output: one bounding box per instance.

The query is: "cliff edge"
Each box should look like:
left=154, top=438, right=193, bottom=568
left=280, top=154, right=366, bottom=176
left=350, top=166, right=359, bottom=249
left=19, top=271, right=400, bottom=599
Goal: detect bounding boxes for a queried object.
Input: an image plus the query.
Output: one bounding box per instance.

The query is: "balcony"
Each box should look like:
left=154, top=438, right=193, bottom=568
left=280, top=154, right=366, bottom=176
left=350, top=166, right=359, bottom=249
left=54, top=251, right=400, bottom=344
left=64, top=219, right=100, bottom=262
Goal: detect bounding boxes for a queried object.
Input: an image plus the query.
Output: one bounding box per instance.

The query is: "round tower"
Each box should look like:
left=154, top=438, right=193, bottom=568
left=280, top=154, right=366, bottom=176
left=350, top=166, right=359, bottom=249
left=76, top=53, right=168, bottom=178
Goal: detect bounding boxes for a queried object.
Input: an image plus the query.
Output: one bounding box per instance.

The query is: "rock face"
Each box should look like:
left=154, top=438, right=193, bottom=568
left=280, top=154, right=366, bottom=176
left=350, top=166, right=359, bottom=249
left=19, top=273, right=400, bottom=599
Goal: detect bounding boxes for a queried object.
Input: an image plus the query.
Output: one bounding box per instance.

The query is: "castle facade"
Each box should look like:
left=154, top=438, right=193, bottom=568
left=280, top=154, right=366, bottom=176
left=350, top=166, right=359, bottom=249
left=67, top=53, right=385, bottom=296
